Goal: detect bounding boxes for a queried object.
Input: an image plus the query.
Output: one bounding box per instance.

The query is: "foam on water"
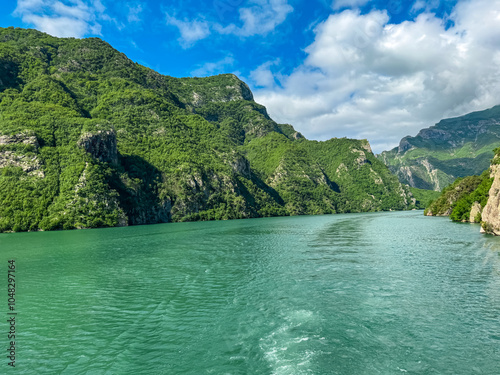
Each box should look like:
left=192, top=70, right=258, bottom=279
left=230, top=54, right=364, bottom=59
left=258, top=310, right=319, bottom=375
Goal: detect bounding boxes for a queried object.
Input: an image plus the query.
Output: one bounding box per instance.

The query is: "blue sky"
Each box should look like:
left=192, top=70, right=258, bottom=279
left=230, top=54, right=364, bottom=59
left=2, top=0, right=500, bottom=152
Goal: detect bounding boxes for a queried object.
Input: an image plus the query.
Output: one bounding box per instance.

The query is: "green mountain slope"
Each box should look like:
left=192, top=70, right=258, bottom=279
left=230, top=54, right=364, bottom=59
left=424, top=146, right=498, bottom=228
left=424, top=170, right=493, bottom=221
left=378, top=106, right=500, bottom=191
left=0, top=27, right=416, bottom=232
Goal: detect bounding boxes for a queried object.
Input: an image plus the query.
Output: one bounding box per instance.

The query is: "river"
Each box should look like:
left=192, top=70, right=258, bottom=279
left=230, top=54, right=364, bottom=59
left=1, top=211, right=499, bottom=374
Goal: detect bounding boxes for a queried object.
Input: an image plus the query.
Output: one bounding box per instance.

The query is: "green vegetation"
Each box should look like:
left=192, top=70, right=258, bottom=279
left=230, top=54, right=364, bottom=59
left=409, top=187, right=441, bottom=209
left=0, top=27, right=416, bottom=232
left=424, top=169, right=493, bottom=222
left=379, top=106, right=500, bottom=191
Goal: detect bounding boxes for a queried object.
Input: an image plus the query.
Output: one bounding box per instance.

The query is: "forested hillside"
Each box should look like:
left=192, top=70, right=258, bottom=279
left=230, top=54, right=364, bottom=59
left=424, top=170, right=493, bottom=222
left=0, top=27, right=416, bottom=232
left=424, top=147, right=500, bottom=236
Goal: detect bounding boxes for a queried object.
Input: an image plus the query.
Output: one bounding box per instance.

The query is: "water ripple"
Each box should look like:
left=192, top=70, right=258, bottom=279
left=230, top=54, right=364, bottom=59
left=1, top=212, right=500, bottom=374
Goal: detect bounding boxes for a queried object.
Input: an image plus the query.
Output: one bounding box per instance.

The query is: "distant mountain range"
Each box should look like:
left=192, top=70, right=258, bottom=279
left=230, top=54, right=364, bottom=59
left=0, top=27, right=417, bottom=232
left=378, top=105, right=500, bottom=191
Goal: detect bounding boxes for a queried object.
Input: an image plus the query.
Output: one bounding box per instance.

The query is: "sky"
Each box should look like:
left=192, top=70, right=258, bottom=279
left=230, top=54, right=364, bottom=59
left=2, top=0, right=500, bottom=153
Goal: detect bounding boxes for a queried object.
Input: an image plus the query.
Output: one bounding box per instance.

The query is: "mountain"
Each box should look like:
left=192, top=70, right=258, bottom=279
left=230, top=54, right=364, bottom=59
left=424, top=170, right=492, bottom=222
left=0, top=27, right=416, bottom=232
left=424, top=147, right=500, bottom=235
left=378, top=106, right=500, bottom=191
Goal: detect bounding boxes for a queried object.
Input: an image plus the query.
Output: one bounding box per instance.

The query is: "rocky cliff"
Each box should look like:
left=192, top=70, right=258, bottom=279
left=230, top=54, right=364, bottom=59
left=379, top=105, right=500, bottom=191
left=77, top=129, right=118, bottom=165
left=481, top=155, right=500, bottom=235
left=424, top=147, right=500, bottom=233
left=424, top=174, right=488, bottom=219
left=0, top=131, right=44, bottom=177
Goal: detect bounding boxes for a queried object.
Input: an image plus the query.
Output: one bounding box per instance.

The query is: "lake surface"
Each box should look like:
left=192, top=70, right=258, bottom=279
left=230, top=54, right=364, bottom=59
left=1, top=211, right=499, bottom=374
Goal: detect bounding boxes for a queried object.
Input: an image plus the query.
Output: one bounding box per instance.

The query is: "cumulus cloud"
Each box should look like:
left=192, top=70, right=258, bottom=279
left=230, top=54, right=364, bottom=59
left=165, top=0, right=293, bottom=46
left=253, top=0, right=500, bottom=153
left=250, top=60, right=281, bottom=87
left=14, top=0, right=107, bottom=38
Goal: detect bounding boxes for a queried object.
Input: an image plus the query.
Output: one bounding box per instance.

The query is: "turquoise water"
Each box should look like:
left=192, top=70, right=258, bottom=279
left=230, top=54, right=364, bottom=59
left=1, top=211, right=499, bottom=374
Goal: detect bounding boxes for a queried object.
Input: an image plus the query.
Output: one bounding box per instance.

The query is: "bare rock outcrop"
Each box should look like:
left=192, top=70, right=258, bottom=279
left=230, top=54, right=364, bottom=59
left=469, top=201, right=482, bottom=223
left=0, top=132, right=44, bottom=177
left=77, top=129, right=118, bottom=165
left=481, top=164, right=500, bottom=235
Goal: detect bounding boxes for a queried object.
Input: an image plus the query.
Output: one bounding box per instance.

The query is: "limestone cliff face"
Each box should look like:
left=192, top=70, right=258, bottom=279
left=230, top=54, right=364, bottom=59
left=481, top=164, right=500, bottom=235
left=0, top=132, right=44, bottom=177
left=469, top=202, right=482, bottom=223
left=379, top=105, right=500, bottom=191
left=77, top=129, right=118, bottom=165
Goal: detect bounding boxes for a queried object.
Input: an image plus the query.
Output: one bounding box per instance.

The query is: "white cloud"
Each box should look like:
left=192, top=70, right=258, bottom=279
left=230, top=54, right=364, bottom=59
left=127, top=3, right=143, bottom=23
left=23, top=14, right=100, bottom=37
left=215, top=0, right=293, bottom=37
left=332, top=0, right=371, bottom=10
left=52, top=1, right=91, bottom=20
left=410, top=0, right=440, bottom=14
left=165, top=14, right=211, bottom=48
left=191, top=56, right=235, bottom=77
left=253, top=0, right=500, bottom=153
left=250, top=60, right=281, bottom=87
left=14, top=0, right=106, bottom=38
left=92, top=0, right=106, bottom=14
left=14, top=0, right=44, bottom=14
left=165, top=0, right=293, bottom=47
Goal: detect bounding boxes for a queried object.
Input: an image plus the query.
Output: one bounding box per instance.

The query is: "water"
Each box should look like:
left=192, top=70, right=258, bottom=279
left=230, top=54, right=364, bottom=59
left=1, top=211, right=499, bottom=374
